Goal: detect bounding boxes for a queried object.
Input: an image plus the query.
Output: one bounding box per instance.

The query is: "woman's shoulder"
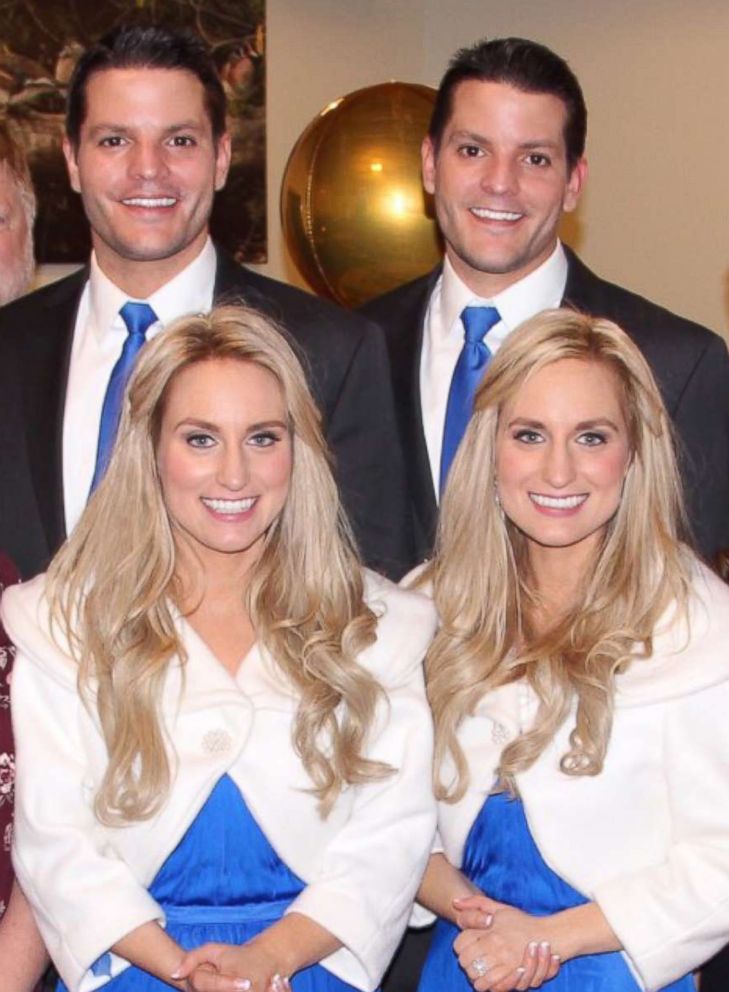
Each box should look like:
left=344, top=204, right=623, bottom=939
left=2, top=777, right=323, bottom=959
left=0, top=574, right=76, bottom=685
left=364, top=568, right=436, bottom=625
left=616, top=554, right=729, bottom=705
left=360, top=568, right=437, bottom=679
left=0, top=552, right=21, bottom=662
left=1, top=572, right=48, bottom=631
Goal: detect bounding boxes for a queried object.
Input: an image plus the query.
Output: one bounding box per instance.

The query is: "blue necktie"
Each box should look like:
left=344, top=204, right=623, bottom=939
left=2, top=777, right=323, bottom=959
left=439, top=305, right=500, bottom=492
left=90, top=301, right=158, bottom=492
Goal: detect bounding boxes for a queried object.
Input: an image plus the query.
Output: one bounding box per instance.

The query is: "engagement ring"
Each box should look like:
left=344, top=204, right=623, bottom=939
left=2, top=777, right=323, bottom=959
left=472, top=957, right=488, bottom=978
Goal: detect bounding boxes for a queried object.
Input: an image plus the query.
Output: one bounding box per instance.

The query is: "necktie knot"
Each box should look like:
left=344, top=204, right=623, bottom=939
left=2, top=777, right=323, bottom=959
left=461, top=305, right=500, bottom=345
left=120, top=301, right=158, bottom=340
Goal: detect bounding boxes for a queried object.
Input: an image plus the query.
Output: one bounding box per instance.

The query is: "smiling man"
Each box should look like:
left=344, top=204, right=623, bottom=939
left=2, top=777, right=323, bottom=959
left=0, top=24, right=410, bottom=580
left=362, top=36, right=729, bottom=567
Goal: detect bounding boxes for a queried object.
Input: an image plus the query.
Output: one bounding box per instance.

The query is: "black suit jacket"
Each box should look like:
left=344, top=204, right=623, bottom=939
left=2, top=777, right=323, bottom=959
left=0, top=248, right=412, bottom=579
left=362, top=245, right=729, bottom=564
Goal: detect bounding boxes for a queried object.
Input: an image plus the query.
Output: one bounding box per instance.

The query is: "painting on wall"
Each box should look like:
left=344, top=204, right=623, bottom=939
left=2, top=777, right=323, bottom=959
left=0, top=0, right=266, bottom=264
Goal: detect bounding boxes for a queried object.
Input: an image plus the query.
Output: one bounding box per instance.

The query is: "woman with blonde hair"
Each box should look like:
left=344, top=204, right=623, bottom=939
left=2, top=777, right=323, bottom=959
left=415, top=309, right=729, bottom=992
left=2, top=306, right=436, bottom=992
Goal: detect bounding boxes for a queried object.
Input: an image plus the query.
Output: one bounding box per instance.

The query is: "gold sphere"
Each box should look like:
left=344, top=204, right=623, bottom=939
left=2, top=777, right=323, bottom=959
left=281, top=82, right=441, bottom=309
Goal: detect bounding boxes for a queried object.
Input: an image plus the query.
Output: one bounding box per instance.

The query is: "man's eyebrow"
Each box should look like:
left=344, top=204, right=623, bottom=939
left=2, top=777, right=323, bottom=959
left=86, top=120, right=205, bottom=137
left=446, top=130, right=561, bottom=150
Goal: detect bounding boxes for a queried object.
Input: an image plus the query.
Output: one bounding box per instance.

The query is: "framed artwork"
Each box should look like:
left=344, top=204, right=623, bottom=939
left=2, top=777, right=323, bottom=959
left=0, top=0, right=266, bottom=264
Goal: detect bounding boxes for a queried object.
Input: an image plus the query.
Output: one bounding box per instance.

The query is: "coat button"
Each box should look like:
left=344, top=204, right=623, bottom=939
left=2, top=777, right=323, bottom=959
left=491, top=721, right=510, bottom=744
left=202, top=729, right=232, bottom=754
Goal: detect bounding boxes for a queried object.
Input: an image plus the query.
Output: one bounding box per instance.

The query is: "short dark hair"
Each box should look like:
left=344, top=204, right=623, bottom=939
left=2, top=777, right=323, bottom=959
left=66, top=24, right=227, bottom=149
left=428, top=37, right=587, bottom=170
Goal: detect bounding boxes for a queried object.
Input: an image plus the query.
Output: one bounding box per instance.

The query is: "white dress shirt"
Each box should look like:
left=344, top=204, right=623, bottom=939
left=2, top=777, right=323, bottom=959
left=62, top=240, right=217, bottom=533
left=420, top=241, right=568, bottom=496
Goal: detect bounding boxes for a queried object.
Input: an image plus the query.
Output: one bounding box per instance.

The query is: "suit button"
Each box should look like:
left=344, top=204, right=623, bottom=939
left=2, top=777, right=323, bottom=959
left=202, top=729, right=232, bottom=754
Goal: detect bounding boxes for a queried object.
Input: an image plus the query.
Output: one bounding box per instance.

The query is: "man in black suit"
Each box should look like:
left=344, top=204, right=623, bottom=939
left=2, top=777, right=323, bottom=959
left=363, top=36, right=729, bottom=567
left=0, top=24, right=410, bottom=580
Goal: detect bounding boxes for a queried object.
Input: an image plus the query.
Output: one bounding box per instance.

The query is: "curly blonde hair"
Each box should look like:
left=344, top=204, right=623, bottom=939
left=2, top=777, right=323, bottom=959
left=423, top=309, right=692, bottom=800
left=48, top=306, right=389, bottom=824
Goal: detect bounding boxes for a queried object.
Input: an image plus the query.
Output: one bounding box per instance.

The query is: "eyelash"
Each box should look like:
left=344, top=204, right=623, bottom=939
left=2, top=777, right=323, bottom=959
left=513, top=429, right=543, bottom=444
left=511, top=430, right=609, bottom=446
left=186, top=432, right=215, bottom=448
left=577, top=432, right=608, bottom=446
left=249, top=430, right=281, bottom=447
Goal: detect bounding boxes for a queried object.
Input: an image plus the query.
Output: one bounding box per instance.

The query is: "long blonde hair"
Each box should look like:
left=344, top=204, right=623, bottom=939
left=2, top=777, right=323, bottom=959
left=424, top=309, right=692, bottom=800
left=48, top=306, right=388, bottom=824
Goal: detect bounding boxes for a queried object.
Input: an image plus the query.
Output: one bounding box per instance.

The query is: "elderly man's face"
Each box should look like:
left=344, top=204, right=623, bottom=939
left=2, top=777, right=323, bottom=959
left=0, top=163, right=34, bottom=306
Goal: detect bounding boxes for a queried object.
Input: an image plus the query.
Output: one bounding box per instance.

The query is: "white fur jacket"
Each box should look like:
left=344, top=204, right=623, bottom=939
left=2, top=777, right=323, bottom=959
left=434, top=559, right=729, bottom=991
left=2, top=570, right=437, bottom=992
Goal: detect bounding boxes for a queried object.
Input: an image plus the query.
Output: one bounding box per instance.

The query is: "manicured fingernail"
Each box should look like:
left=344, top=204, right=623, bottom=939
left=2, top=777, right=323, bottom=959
left=539, top=940, right=551, bottom=955
left=483, top=912, right=494, bottom=927
left=516, top=966, right=526, bottom=975
left=552, top=954, right=561, bottom=963
left=234, top=981, right=251, bottom=991
left=170, top=971, right=182, bottom=980
left=528, top=940, right=538, bottom=956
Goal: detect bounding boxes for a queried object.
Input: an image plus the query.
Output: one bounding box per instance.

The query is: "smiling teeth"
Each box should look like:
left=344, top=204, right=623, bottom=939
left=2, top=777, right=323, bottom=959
left=202, top=497, right=255, bottom=513
left=530, top=494, right=587, bottom=509
left=471, top=207, right=523, bottom=221
left=123, top=197, right=176, bottom=207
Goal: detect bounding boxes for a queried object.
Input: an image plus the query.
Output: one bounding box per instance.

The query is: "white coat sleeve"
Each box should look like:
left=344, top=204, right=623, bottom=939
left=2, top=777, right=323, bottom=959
left=285, top=587, right=437, bottom=991
left=3, top=581, right=163, bottom=992
left=593, top=677, right=729, bottom=990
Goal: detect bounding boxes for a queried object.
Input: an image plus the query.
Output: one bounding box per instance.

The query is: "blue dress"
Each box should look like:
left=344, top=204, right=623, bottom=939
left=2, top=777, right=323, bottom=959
left=58, top=775, right=363, bottom=992
left=419, top=791, right=695, bottom=992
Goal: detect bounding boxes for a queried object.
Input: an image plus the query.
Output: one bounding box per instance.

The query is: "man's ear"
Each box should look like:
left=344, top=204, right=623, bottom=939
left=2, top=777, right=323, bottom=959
left=421, top=135, right=437, bottom=196
left=563, top=156, right=587, bottom=213
left=214, top=132, right=232, bottom=192
left=62, top=136, right=81, bottom=194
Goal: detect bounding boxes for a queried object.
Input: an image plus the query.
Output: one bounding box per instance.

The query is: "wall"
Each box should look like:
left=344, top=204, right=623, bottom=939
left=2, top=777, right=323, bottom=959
left=254, top=0, right=729, bottom=337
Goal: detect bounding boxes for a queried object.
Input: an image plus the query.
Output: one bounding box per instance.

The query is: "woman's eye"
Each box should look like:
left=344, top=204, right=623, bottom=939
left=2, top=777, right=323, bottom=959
left=514, top=429, right=543, bottom=444
left=186, top=433, right=215, bottom=448
left=248, top=431, right=281, bottom=448
left=577, top=432, right=607, bottom=446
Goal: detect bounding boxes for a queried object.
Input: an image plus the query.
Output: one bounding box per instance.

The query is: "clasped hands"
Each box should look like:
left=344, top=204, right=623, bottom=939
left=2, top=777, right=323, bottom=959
left=453, top=894, right=561, bottom=992
left=171, top=938, right=290, bottom=992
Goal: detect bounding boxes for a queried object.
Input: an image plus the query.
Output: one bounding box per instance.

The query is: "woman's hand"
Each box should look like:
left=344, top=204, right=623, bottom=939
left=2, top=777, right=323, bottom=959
left=172, top=911, right=341, bottom=991
left=453, top=895, right=560, bottom=992
left=172, top=938, right=281, bottom=992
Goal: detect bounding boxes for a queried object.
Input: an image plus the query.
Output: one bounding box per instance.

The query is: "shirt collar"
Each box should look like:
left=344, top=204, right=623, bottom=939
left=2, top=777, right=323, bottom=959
left=440, top=241, right=568, bottom=339
left=88, top=237, right=217, bottom=339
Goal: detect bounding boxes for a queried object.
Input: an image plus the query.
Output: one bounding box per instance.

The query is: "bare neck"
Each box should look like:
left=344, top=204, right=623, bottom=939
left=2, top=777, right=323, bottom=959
left=92, top=232, right=209, bottom=298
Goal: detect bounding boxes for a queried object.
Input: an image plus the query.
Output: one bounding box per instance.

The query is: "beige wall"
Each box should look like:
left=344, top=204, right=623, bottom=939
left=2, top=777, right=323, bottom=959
left=254, top=0, right=729, bottom=337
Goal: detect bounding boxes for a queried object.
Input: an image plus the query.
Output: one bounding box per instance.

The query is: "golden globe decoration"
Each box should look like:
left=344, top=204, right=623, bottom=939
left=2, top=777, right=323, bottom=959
left=281, top=82, right=441, bottom=309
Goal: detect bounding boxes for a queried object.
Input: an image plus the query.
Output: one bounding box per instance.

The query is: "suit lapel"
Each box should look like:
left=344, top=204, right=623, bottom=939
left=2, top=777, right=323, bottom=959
left=386, top=269, right=440, bottom=551
left=560, top=244, right=598, bottom=314
left=21, top=270, right=87, bottom=556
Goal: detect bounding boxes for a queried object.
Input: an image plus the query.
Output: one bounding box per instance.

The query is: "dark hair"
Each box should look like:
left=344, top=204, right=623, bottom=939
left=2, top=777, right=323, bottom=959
left=428, top=37, right=587, bottom=170
left=66, top=24, right=227, bottom=149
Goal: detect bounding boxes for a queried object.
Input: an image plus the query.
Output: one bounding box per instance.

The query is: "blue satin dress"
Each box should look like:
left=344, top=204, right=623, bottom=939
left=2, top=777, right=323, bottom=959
left=419, top=792, right=695, bottom=992
left=57, top=775, right=362, bottom=992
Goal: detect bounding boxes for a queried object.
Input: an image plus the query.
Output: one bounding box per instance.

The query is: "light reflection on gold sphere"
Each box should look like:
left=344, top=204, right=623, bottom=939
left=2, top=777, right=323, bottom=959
left=281, top=82, right=441, bottom=309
